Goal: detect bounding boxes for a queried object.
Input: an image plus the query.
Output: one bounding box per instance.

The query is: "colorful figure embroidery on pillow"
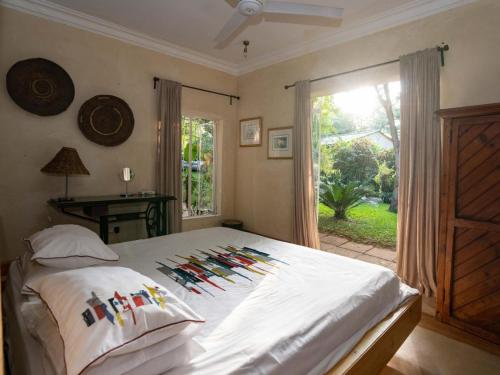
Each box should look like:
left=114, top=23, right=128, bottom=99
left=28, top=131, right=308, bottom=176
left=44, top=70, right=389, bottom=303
left=131, top=289, right=153, bottom=307
left=108, top=291, right=136, bottom=327
left=82, top=285, right=166, bottom=328
left=144, top=284, right=168, bottom=309
left=85, top=291, right=115, bottom=326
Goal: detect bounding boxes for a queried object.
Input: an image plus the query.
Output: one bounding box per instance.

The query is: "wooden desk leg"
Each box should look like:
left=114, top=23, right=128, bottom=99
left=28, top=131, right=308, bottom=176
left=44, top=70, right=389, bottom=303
left=161, top=199, right=167, bottom=235
left=99, top=216, right=109, bottom=244
left=154, top=200, right=161, bottom=236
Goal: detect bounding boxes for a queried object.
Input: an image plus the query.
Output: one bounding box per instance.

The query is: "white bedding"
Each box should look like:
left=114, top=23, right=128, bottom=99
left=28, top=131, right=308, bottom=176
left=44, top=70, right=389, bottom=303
left=8, top=227, right=417, bottom=375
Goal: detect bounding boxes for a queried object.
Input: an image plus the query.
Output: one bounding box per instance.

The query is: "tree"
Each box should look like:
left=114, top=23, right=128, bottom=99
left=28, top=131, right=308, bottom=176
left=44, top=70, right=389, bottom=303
left=374, top=83, right=400, bottom=212
left=312, top=96, right=356, bottom=136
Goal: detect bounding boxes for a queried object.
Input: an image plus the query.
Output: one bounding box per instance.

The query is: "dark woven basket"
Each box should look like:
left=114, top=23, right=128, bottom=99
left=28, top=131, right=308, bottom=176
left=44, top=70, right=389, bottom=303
left=6, top=58, right=75, bottom=116
left=78, top=95, right=134, bottom=147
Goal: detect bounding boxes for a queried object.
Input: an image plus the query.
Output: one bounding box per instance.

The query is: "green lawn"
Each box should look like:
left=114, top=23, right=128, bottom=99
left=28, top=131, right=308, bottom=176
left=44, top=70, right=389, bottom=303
left=318, top=202, right=397, bottom=248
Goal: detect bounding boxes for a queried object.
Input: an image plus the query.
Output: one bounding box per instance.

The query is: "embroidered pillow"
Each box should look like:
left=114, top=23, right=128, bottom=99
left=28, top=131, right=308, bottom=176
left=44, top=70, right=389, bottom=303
left=27, top=224, right=119, bottom=268
left=26, top=266, right=205, bottom=375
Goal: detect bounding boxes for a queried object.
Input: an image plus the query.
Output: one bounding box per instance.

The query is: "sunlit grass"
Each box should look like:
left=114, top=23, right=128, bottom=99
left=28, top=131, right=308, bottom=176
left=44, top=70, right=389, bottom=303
left=318, top=202, right=397, bottom=248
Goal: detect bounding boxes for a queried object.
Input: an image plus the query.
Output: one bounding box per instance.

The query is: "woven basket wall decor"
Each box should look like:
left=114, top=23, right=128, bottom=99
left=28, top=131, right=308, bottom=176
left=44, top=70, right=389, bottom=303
left=6, top=58, right=75, bottom=116
left=78, top=95, right=134, bottom=147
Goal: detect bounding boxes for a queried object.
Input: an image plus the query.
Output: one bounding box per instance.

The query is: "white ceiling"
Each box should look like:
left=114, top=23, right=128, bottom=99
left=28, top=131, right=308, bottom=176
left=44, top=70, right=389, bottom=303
left=3, top=0, right=475, bottom=74
left=47, top=0, right=413, bottom=62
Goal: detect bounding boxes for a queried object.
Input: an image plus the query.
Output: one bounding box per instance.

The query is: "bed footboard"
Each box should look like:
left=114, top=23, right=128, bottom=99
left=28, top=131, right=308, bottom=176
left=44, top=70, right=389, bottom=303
left=327, top=294, right=422, bottom=375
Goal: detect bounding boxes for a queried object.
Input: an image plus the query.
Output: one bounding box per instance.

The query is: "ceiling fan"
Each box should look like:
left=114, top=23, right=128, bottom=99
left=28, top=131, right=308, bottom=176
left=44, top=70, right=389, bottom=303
left=215, top=0, right=344, bottom=48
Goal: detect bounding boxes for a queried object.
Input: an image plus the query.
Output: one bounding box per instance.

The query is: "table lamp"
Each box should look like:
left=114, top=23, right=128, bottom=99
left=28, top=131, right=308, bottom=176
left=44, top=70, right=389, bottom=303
left=41, top=147, right=90, bottom=201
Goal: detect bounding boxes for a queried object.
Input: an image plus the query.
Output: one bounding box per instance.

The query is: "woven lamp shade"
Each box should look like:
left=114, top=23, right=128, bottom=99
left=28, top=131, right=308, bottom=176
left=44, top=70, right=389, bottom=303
left=41, top=147, right=90, bottom=175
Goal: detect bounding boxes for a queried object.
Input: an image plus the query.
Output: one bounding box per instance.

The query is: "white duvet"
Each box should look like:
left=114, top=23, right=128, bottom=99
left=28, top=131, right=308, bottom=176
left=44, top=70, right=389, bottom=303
left=13, top=227, right=417, bottom=375
left=104, top=227, right=417, bottom=375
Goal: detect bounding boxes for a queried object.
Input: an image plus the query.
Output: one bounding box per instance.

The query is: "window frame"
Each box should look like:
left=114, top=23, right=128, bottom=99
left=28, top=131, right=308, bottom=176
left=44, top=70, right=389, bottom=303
left=181, top=115, right=219, bottom=219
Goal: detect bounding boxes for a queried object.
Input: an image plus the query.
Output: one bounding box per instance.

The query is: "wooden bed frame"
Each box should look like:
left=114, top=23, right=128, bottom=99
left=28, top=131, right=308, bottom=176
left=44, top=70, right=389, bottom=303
left=327, top=294, right=422, bottom=375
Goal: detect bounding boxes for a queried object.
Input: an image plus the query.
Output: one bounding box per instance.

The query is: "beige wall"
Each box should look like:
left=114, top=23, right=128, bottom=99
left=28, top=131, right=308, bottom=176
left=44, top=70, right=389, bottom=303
left=235, top=0, right=500, bottom=242
left=0, top=7, right=238, bottom=261
left=2, top=0, right=500, bottom=260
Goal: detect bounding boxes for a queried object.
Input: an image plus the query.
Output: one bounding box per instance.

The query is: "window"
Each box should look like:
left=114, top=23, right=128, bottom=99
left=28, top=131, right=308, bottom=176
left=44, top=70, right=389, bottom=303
left=181, top=116, right=216, bottom=218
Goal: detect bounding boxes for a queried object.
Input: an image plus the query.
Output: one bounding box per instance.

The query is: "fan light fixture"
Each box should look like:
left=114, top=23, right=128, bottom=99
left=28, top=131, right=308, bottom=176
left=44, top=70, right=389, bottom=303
left=243, top=40, right=250, bottom=58
left=238, top=0, right=263, bottom=16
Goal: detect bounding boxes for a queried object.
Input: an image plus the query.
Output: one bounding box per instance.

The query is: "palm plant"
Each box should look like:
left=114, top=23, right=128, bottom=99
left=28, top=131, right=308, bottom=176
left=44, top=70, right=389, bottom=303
left=320, top=171, right=368, bottom=220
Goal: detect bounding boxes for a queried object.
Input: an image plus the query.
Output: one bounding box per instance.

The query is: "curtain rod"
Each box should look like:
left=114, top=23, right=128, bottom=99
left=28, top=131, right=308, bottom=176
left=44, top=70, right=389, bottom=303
left=153, top=77, right=240, bottom=105
left=284, top=44, right=450, bottom=90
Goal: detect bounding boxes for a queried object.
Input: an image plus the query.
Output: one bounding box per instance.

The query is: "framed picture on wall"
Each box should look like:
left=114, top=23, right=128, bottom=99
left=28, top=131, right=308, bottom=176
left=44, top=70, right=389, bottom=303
left=240, top=117, right=262, bottom=147
left=268, top=127, right=293, bottom=159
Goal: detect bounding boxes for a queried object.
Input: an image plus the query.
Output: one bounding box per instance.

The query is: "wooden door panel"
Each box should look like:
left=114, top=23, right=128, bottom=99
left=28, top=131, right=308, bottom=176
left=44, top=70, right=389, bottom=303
left=458, top=122, right=490, bottom=146
left=455, top=118, right=500, bottom=224
left=454, top=231, right=500, bottom=265
left=453, top=273, right=500, bottom=310
left=459, top=188, right=500, bottom=222
left=458, top=151, right=500, bottom=200
left=458, top=150, right=498, bottom=185
left=453, top=240, right=500, bottom=280
left=437, top=105, right=500, bottom=345
left=457, top=123, right=500, bottom=167
left=453, top=251, right=500, bottom=295
left=474, top=204, right=500, bottom=224
left=453, top=290, right=500, bottom=334
left=458, top=166, right=500, bottom=209
left=454, top=228, right=483, bottom=250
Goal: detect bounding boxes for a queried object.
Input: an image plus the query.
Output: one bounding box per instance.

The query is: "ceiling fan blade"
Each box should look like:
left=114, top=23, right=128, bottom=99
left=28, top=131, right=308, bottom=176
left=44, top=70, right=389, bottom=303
left=214, top=11, right=248, bottom=47
left=264, top=1, right=344, bottom=19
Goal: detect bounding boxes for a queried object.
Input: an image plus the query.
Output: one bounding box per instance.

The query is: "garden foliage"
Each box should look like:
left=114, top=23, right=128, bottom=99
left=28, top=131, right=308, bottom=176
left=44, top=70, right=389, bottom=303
left=319, top=171, right=369, bottom=220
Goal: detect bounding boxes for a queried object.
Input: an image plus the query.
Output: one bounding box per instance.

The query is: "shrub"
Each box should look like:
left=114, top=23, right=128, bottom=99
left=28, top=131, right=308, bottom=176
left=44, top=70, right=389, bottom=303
left=330, top=139, right=379, bottom=186
left=377, top=148, right=396, bottom=170
left=374, top=162, right=395, bottom=203
left=319, top=172, right=368, bottom=220
left=319, top=144, right=334, bottom=175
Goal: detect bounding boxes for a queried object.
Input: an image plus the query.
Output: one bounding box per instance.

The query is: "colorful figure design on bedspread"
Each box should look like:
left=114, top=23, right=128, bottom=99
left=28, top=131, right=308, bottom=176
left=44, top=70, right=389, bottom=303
left=155, top=245, right=288, bottom=296
left=81, top=285, right=166, bottom=328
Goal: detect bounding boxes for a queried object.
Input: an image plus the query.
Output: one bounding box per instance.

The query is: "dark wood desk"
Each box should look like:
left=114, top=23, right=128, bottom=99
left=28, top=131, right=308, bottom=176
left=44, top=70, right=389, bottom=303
left=48, top=195, right=176, bottom=243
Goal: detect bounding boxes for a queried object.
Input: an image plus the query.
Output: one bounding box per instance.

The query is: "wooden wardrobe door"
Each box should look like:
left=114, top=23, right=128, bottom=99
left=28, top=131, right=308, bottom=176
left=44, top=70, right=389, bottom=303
left=437, top=109, right=500, bottom=344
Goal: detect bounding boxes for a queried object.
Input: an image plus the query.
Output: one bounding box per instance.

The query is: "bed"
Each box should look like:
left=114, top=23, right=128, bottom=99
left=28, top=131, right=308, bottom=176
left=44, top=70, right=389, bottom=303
left=4, top=227, right=420, bottom=375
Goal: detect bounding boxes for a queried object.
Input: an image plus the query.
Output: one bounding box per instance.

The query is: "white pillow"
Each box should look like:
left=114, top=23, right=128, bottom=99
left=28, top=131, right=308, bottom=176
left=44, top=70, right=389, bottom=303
left=26, top=266, right=205, bottom=375
left=26, top=224, right=118, bottom=268
left=22, top=296, right=203, bottom=375
left=21, top=299, right=66, bottom=375
left=18, top=250, right=64, bottom=295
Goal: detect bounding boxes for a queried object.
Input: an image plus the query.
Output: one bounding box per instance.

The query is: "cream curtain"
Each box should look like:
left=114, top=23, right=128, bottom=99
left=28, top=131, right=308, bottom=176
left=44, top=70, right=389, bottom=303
left=293, top=80, right=320, bottom=249
left=156, top=79, right=182, bottom=234
left=397, top=49, right=441, bottom=296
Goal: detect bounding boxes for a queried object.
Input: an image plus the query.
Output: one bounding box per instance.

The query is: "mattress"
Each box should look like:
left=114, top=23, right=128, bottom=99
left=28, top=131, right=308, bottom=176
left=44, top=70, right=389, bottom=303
left=6, top=227, right=417, bottom=375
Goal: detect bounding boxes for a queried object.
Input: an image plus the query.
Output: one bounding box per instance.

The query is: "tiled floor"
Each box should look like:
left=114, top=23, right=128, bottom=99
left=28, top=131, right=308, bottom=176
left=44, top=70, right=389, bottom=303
left=382, top=325, right=500, bottom=374
left=319, top=232, right=397, bottom=272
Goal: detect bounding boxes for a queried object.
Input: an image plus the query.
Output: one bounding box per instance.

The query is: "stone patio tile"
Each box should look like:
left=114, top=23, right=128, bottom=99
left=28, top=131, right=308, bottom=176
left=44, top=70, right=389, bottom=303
left=319, top=232, right=329, bottom=238
left=322, top=235, right=349, bottom=246
left=340, top=241, right=373, bottom=253
left=327, top=246, right=362, bottom=259
left=320, top=242, right=337, bottom=251
left=357, top=254, right=395, bottom=269
left=366, top=247, right=397, bottom=262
